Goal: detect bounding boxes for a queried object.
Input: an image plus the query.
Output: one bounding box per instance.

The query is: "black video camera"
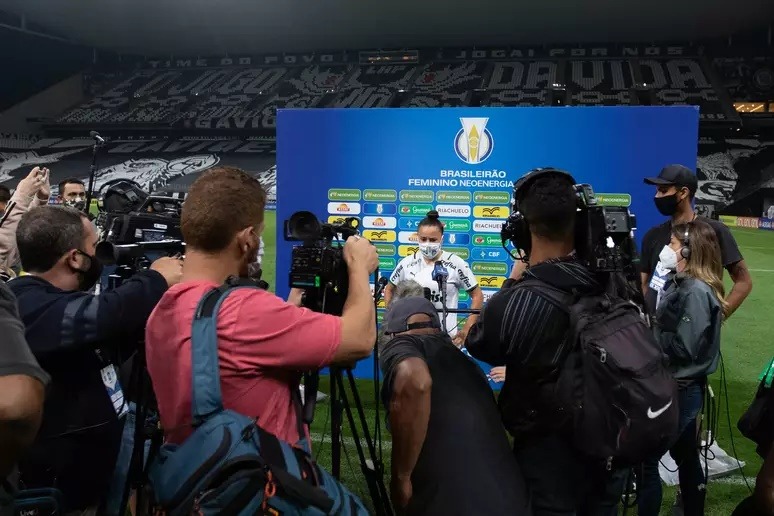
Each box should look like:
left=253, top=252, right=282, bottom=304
left=284, top=211, right=360, bottom=315
left=501, top=173, right=638, bottom=279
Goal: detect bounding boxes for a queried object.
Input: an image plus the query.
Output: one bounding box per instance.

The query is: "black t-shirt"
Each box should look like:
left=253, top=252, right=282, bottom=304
left=380, top=333, right=530, bottom=516
left=640, top=217, right=742, bottom=315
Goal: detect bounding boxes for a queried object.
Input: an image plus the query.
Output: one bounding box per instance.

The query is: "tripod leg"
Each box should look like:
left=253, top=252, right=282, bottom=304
left=336, top=371, right=393, bottom=516
left=329, top=368, right=342, bottom=479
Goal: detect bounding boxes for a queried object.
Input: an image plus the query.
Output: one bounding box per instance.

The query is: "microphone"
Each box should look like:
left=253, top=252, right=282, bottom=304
left=431, top=261, right=449, bottom=291
left=89, top=130, right=106, bottom=144
left=373, top=277, right=389, bottom=302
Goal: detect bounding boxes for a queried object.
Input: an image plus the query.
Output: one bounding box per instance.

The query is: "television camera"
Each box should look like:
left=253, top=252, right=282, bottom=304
left=500, top=169, right=639, bottom=282
left=284, top=211, right=360, bottom=316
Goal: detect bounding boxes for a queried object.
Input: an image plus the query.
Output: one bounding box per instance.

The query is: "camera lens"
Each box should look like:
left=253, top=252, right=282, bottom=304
left=287, top=211, right=321, bottom=241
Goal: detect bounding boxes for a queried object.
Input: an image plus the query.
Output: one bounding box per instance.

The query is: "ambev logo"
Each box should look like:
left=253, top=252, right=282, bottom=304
left=363, top=230, right=396, bottom=243
left=379, top=257, right=396, bottom=269
left=472, top=234, right=502, bottom=246
left=400, top=190, right=434, bottom=202
left=374, top=244, right=396, bottom=256
left=474, top=191, right=510, bottom=204
left=436, top=191, right=472, bottom=203
left=478, top=276, right=506, bottom=288
left=364, top=189, right=397, bottom=202
left=328, top=188, right=361, bottom=201
left=436, top=204, right=471, bottom=218
left=399, top=204, right=434, bottom=216
left=445, top=247, right=470, bottom=260
left=444, top=219, right=471, bottom=231
left=472, top=262, right=508, bottom=275
left=473, top=205, right=509, bottom=219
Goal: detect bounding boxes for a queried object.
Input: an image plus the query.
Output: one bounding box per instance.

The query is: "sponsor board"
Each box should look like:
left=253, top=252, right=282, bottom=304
left=481, top=289, right=500, bottom=303
left=459, top=290, right=470, bottom=302
left=377, top=298, right=387, bottom=309
left=328, top=188, right=361, bottom=201
left=445, top=246, right=470, bottom=260
left=473, top=219, right=504, bottom=233
left=478, top=276, right=506, bottom=289
left=376, top=312, right=384, bottom=323
left=327, top=215, right=361, bottom=225
left=379, top=257, right=397, bottom=269
left=363, top=189, right=397, bottom=202
left=399, top=190, right=434, bottom=202
left=473, top=205, right=509, bottom=219
left=443, top=219, right=471, bottom=231
left=737, top=217, right=760, bottom=229
left=436, top=191, right=473, bottom=203
left=399, top=204, right=434, bottom=216
left=719, top=215, right=738, bottom=227
left=443, top=233, right=471, bottom=246
left=374, top=244, right=396, bottom=256
left=472, top=234, right=502, bottom=246
left=474, top=191, right=511, bottom=204
left=435, top=204, right=472, bottom=217
left=472, top=262, right=509, bottom=275
left=760, top=218, right=774, bottom=231
left=398, top=231, right=420, bottom=244
left=327, top=202, right=361, bottom=215
left=362, top=216, right=397, bottom=229
left=363, top=203, right=397, bottom=216
left=596, top=193, right=632, bottom=207
left=399, top=245, right=420, bottom=257
left=363, top=230, right=396, bottom=242
left=472, top=248, right=510, bottom=261
left=398, top=217, right=424, bottom=230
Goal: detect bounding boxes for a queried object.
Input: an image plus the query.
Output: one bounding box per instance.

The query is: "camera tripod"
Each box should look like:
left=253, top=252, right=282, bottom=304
left=302, top=275, right=393, bottom=516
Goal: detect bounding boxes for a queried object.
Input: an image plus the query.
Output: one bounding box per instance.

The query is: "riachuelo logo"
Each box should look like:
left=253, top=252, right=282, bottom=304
left=454, top=117, right=494, bottom=165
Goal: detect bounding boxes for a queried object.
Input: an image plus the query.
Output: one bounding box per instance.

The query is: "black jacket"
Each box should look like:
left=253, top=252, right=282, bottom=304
left=466, top=259, right=600, bottom=443
left=8, top=271, right=167, bottom=510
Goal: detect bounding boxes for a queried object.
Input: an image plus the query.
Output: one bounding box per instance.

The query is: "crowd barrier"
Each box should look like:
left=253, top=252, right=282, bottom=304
left=719, top=215, right=774, bottom=231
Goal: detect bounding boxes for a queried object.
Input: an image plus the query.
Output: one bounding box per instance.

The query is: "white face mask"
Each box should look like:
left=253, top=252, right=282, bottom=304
left=658, top=245, right=679, bottom=271
left=419, top=242, right=441, bottom=260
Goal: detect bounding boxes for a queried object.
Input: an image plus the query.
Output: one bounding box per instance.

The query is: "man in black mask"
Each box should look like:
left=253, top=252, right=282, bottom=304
left=640, top=164, right=752, bottom=318
left=8, top=205, right=181, bottom=513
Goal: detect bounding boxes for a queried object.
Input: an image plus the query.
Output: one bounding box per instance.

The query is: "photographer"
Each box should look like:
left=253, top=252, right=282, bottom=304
left=145, top=166, right=378, bottom=448
left=0, top=167, right=50, bottom=272
left=465, top=171, right=622, bottom=515
left=9, top=205, right=181, bottom=513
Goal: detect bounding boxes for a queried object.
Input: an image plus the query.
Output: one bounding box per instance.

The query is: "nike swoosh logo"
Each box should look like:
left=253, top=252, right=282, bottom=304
left=647, top=400, right=673, bottom=419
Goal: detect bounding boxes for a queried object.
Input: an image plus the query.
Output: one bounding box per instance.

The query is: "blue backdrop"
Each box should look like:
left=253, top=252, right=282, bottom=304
left=275, top=106, right=699, bottom=384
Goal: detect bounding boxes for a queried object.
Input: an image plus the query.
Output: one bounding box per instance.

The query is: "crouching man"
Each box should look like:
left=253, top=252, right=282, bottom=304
left=379, top=295, right=532, bottom=515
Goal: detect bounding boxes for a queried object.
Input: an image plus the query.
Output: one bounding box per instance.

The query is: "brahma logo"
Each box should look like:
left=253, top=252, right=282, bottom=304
left=454, top=117, right=494, bottom=165
left=327, top=202, right=361, bottom=215
left=436, top=204, right=472, bottom=218
left=398, top=231, right=420, bottom=244
left=473, top=206, right=509, bottom=219
left=364, top=230, right=396, bottom=243
left=473, top=220, right=504, bottom=233
left=363, top=216, right=397, bottom=229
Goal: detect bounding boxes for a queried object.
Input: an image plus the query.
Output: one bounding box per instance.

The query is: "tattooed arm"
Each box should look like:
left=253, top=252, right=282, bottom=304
left=725, top=260, right=753, bottom=318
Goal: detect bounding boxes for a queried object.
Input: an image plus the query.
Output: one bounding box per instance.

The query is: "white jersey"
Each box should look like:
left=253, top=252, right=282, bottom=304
left=389, top=251, right=477, bottom=337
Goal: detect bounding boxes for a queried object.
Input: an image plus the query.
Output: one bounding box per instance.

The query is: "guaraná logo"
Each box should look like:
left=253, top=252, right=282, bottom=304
left=454, top=117, right=494, bottom=165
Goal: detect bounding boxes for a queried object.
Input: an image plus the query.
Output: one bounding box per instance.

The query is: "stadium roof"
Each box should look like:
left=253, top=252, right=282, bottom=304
left=1, top=0, right=772, bottom=56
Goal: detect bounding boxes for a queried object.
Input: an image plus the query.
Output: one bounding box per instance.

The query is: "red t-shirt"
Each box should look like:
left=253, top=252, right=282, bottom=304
left=145, top=281, right=341, bottom=446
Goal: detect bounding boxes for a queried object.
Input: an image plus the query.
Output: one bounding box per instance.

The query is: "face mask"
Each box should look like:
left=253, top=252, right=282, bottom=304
left=658, top=245, right=679, bottom=271
left=419, top=242, right=441, bottom=260
left=65, top=196, right=86, bottom=211
left=654, top=193, right=681, bottom=217
left=75, top=251, right=103, bottom=291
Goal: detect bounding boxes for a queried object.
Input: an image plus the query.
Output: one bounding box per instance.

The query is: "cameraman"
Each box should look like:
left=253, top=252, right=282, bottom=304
left=465, top=171, right=622, bottom=515
left=145, top=166, right=379, bottom=448
left=9, top=205, right=181, bottom=513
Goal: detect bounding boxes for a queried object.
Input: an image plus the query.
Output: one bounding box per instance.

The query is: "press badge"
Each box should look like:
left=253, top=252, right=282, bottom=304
left=649, top=261, right=670, bottom=293
left=100, top=364, right=129, bottom=418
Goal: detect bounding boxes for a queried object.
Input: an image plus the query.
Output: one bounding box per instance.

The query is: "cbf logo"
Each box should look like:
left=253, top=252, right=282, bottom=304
left=454, top=117, right=494, bottom=165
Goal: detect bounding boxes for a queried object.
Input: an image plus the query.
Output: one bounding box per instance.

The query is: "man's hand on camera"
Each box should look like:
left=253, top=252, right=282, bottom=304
left=287, top=288, right=305, bottom=307
left=343, top=235, right=378, bottom=274
left=150, top=256, right=183, bottom=287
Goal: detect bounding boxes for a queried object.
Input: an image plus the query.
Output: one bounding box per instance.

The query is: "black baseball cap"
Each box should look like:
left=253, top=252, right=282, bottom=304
left=644, top=164, right=698, bottom=195
left=382, top=297, right=441, bottom=334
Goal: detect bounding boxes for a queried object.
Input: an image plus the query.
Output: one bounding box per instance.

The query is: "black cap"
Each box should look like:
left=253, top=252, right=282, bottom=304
left=383, top=297, right=441, bottom=334
left=644, top=164, right=698, bottom=195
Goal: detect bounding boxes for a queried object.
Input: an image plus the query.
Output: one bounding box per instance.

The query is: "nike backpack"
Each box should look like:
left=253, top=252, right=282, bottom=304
left=519, top=279, right=680, bottom=469
left=148, top=281, right=369, bottom=516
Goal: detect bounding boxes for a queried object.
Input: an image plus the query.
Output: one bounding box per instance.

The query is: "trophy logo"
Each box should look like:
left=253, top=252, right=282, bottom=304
left=454, top=117, right=494, bottom=165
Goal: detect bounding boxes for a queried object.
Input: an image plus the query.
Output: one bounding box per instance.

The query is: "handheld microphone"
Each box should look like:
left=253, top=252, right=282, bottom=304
left=89, top=130, right=106, bottom=144
left=373, top=277, right=389, bottom=302
left=431, top=261, right=449, bottom=288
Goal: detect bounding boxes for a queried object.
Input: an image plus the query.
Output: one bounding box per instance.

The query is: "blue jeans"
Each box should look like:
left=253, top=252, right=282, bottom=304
left=637, top=382, right=706, bottom=516
left=104, top=403, right=152, bottom=516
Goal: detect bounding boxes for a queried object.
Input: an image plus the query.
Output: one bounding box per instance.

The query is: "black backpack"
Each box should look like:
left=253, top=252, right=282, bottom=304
left=519, top=279, right=680, bottom=468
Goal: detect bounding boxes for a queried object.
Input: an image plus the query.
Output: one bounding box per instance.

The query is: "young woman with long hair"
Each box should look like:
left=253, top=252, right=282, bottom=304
left=637, top=219, right=727, bottom=516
